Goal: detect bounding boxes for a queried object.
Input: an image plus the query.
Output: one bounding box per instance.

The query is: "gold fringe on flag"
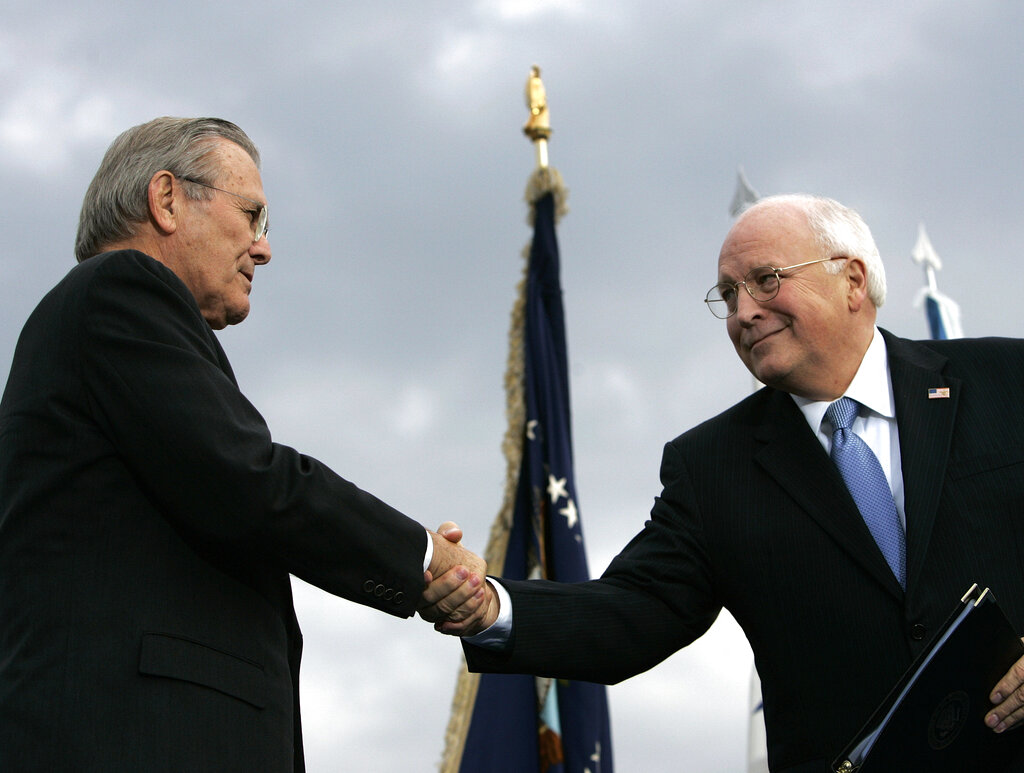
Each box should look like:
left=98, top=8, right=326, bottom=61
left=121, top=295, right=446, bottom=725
left=439, top=165, right=568, bottom=772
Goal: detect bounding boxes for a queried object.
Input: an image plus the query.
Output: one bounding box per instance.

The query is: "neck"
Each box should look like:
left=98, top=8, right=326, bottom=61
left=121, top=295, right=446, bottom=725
left=801, top=325, right=876, bottom=402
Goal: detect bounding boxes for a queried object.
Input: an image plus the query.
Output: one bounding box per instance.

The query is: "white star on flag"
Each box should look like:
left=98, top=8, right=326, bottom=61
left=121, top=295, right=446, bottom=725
left=584, top=741, right=602, bottom=773
left=547, top=475, right=568, bottom=503
left=560, top=498, right=578, bottom=529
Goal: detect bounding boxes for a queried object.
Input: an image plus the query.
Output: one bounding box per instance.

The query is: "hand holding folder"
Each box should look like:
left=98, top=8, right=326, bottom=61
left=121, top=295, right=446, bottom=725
left=832, top=584, right=1024, bottom=772
left=986, top=623, right=1024, bottom=735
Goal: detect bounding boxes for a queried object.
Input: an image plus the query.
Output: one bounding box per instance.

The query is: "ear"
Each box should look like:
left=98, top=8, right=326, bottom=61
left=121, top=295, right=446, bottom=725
left=147, top=170, right=179, bottom=236
left=844, top=257, right=871, bottom=312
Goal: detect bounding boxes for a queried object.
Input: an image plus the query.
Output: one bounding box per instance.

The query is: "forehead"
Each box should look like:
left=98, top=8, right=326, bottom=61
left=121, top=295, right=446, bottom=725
left=717, top=205, right=818, bottom=279
left=210, top=140, right=265, bottom=201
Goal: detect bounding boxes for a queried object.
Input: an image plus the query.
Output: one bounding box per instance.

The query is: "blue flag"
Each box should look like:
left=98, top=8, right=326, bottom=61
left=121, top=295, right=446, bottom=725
left=912, top=224, right=963, bottom=340
left=443, top=170, right=613, bottom=773
left=923, top=294, right=961, bottom=340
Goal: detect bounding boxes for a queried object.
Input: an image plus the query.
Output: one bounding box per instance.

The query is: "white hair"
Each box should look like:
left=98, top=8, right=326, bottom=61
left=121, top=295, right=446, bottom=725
left=739, top=194, right=887, bottom=307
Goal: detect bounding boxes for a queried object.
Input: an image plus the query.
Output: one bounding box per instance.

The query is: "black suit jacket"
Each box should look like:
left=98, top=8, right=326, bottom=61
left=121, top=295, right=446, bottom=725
left=0, top=251, right=428, bottom=772
left=466, top=329, right=1024, bottom=772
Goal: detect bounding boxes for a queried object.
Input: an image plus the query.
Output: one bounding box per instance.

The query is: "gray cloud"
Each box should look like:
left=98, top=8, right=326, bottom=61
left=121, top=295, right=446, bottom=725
left=2, top=1, right=1020, bottom=770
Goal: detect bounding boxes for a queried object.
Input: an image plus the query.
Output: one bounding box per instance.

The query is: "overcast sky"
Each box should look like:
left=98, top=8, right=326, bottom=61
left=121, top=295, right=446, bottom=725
left=2, top=1, right=1021, bottom=771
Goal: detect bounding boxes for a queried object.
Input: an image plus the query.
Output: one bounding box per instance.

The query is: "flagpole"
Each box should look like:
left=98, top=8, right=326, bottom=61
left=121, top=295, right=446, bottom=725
left=524, top=65, right=551, bottom=170
left=439, top=65, right=564, bottom=773
left=442, top=66, right=610, bottom=771
left=911, top=223, right=963, bottom=339
left=477, top=63, right=565, bottom=636
left=912, top=223, right=941, bottom=294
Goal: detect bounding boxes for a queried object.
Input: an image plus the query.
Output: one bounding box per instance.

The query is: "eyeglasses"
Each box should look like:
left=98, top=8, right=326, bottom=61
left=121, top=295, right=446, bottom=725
left=704, top=257, right=844, bottom=319
left=180, top=177, right=269, bottom=244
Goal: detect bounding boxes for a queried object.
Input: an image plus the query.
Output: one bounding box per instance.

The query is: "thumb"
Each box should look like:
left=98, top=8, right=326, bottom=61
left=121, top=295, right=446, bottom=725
left=436, top=521, right=463, bottom=543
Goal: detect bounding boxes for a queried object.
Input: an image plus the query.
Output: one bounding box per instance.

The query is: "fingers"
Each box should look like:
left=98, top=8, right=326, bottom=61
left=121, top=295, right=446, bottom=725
left=419, top=565, right=484, bottom=623
left=986, top=642, right=1024, bottom=732
left=421, top=526, right=495, bottom=635
left=435, top=580, right=500, bottom=637
left=420, top=565, right=480, bottom=610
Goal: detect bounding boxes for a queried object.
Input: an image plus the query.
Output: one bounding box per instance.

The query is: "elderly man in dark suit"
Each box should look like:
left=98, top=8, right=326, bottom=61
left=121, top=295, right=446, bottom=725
left=0, top=117, right=485, bottom=772
left=442, top=194, right=1024, bottom=772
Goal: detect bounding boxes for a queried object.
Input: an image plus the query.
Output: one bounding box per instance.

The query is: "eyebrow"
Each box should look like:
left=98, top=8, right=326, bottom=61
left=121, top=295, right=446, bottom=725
left=235, top=195, right=266, bottom=210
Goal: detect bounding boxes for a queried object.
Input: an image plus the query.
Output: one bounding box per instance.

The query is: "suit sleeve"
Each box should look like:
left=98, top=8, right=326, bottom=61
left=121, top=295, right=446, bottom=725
left=465, top=441, right=721, bottom=682
left=78, top=253, right=427, bottom=617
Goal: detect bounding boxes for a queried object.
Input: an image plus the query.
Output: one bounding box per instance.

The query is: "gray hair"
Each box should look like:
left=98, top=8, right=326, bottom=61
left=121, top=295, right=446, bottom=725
left=741, top=193, right=887, bottom=307
left=74, top=117, right=261, bottom=263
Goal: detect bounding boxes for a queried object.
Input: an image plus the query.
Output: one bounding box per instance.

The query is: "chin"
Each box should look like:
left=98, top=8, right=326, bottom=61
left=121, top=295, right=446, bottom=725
left=747, top=357, right=786, bottom=390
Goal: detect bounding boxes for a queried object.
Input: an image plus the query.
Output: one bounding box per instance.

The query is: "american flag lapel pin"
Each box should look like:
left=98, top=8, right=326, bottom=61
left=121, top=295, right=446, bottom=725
left=928, top=387, right=951, bottom=399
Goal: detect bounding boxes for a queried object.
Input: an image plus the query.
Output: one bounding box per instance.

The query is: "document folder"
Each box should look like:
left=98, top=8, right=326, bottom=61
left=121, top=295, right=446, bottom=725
left=832, top=584, right=1024, bottom=772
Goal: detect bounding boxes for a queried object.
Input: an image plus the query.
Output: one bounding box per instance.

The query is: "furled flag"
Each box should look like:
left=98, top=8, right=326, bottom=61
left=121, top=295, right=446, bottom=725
left=441, top=166, right=613, bottom=773
left=912, top=224, right=963, bottom=340
left=728, top=170, right=771, bottom=773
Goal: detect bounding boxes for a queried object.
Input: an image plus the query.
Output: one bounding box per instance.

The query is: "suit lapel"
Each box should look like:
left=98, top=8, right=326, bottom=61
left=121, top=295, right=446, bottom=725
left=881, top=330, right=958, bottom=591
left=752, top=388, right=904, bottom=597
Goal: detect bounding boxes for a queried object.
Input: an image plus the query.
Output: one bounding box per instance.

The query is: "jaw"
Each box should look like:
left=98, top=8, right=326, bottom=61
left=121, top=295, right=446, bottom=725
left=740, top=334, right=804, bottom=393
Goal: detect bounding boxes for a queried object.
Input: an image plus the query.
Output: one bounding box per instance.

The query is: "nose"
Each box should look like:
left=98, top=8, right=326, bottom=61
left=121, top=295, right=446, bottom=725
left=250, top=235, right=271, bottom=265
left=733, top=286, right=763, bottom=325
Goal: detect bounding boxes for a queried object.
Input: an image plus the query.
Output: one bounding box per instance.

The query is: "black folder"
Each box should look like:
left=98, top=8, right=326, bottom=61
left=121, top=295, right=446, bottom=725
left=832, top=584, right=1024, bottom=772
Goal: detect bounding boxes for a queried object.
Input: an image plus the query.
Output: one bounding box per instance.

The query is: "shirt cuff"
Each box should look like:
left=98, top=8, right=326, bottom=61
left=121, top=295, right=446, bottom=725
left=464, top=578, right=513, bottom=650
left=423, top=529, right=433, bottom=574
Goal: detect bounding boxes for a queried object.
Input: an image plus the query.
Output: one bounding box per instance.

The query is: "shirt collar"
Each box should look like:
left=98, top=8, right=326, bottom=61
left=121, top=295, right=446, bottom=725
left=792, top=327, right=895, bottom=431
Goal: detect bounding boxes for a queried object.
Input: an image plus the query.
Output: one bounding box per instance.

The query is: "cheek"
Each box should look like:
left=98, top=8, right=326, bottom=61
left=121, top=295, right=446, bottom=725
left=223, top=256, right=246, bottom=282
left=720, top=323, right=745, bottom=356
left=726, top=318, right=743, bottom=348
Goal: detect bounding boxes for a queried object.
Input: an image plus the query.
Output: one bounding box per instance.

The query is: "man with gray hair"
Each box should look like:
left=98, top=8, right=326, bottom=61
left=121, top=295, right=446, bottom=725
left=448, top=194, right=1024, bottom=772
left=0, top=117, right=485, bottom=771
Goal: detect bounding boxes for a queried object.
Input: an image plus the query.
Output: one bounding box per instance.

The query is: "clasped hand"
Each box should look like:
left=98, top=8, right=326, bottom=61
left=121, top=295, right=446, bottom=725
left=418, top=522, right=499, bottom=636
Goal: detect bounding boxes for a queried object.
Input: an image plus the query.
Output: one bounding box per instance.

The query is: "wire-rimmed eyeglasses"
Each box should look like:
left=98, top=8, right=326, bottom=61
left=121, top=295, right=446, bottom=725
left=180, top=176, right=269, bottom=244
left=704, top=257, right=844, bottom=319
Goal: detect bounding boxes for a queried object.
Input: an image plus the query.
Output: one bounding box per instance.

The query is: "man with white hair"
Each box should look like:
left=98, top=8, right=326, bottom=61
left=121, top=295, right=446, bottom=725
left=449, top=194, right=1024, bottom=772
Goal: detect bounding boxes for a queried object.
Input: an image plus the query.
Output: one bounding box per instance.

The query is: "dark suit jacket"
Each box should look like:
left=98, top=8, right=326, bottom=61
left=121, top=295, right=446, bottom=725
left=466, top=329, right=1024, bottom=772
left=0, top=250, right=428, bottom=772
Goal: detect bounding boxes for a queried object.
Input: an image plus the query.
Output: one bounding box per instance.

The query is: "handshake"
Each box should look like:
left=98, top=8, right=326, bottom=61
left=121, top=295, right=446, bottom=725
left=419, top=522, right=500, bottom=637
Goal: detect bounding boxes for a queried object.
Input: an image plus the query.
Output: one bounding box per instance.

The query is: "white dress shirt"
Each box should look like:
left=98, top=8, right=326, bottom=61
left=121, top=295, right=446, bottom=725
left=791, top=327, right=906, bottom=528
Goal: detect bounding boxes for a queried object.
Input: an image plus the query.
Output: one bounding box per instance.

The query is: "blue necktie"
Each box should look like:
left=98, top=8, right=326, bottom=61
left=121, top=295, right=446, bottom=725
left=825, top=397, right=907, bottom=589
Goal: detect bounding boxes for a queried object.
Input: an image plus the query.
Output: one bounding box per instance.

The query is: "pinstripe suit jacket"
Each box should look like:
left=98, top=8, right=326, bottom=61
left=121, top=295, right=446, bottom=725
left=465, top=329, right=1024, bottom=772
